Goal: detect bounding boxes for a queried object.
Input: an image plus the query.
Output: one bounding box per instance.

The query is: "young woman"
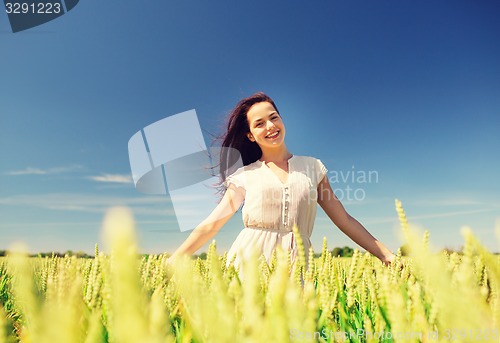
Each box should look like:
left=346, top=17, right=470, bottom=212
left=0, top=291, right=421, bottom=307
left=167, top=92, right=395, bottom=268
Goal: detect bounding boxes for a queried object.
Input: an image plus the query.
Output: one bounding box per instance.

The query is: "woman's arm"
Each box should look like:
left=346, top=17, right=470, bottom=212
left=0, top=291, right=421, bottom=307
left=317, top=176, right=395, bottom=265
left=168, top=185, right=245, bottom=259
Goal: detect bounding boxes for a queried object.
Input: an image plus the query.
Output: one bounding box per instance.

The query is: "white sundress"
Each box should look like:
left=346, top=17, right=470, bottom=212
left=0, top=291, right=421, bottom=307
left=224, top=155, right=328, bottom=269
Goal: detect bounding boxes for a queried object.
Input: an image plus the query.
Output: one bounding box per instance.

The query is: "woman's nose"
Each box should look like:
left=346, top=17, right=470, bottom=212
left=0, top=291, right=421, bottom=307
left=266, top=120, right=275, bottom=129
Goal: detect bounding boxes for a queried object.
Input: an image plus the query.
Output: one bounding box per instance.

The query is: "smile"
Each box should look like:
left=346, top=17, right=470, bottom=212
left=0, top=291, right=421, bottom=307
left=266, top=130, right=280, bottom=139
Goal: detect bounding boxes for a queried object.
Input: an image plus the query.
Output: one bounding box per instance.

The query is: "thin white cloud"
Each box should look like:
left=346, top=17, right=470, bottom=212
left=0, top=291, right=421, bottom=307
left=410, top=208, right=496, bottom=220
left=316, top=209, right=497, bottom=226
left=6, top=167, right=47, bottom=175
left=360, top=209, right=496, bottom=226
left=87, top=174, right=133, bottom=184
left=0, top=192, right=227, bottom=228
left=0, top=193, right=174, bottom=216
left=0, top=219, right=179, bottom=228
left=5, top=165, right=84, bottom=176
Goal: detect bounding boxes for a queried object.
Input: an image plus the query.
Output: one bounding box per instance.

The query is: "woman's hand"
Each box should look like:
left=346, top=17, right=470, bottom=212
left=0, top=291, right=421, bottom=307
left=165, top=255, right=176, bottom=268
left=381, top=252, right=396, bottom=266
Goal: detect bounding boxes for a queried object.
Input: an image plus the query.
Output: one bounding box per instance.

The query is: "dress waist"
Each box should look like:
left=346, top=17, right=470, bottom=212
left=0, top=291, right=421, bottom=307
left=244, top=226, right=292, bottom=233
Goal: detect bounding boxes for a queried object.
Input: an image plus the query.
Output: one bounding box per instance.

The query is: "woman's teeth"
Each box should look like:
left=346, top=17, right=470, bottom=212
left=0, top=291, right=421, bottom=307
left=266, top=131, right=279, bottom=139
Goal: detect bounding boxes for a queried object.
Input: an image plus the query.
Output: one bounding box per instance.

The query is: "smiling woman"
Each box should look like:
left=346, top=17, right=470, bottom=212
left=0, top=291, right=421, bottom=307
left=166, top=92, right=395, bottom=271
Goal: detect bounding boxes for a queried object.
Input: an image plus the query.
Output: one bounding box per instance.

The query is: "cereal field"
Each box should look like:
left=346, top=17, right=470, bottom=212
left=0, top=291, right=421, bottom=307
left=0, top=201, right=499, bottom=342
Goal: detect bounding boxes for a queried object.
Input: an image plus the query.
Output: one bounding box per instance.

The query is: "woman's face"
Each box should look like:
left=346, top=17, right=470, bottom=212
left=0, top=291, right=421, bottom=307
left=246, top=101, right=286, bottom=149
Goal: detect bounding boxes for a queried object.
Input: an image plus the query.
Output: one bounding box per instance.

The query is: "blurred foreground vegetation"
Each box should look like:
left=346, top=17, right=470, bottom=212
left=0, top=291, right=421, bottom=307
left=0, top=202, right=499, bottom=342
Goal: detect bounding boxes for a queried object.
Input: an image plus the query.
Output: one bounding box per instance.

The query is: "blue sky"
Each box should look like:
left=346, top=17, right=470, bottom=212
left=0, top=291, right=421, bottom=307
left=1, top=0, right=499, bottom=254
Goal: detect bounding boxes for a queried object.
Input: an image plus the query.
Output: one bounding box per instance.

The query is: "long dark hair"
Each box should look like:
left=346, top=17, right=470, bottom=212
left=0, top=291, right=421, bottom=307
left=216, top=92, right=280, bottom=185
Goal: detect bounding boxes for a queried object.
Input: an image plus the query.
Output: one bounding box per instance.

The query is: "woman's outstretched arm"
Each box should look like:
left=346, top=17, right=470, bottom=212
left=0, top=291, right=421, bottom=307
left=168, top=185, right=245, bottom=259
left=317, top=176, right=395, bottom=265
